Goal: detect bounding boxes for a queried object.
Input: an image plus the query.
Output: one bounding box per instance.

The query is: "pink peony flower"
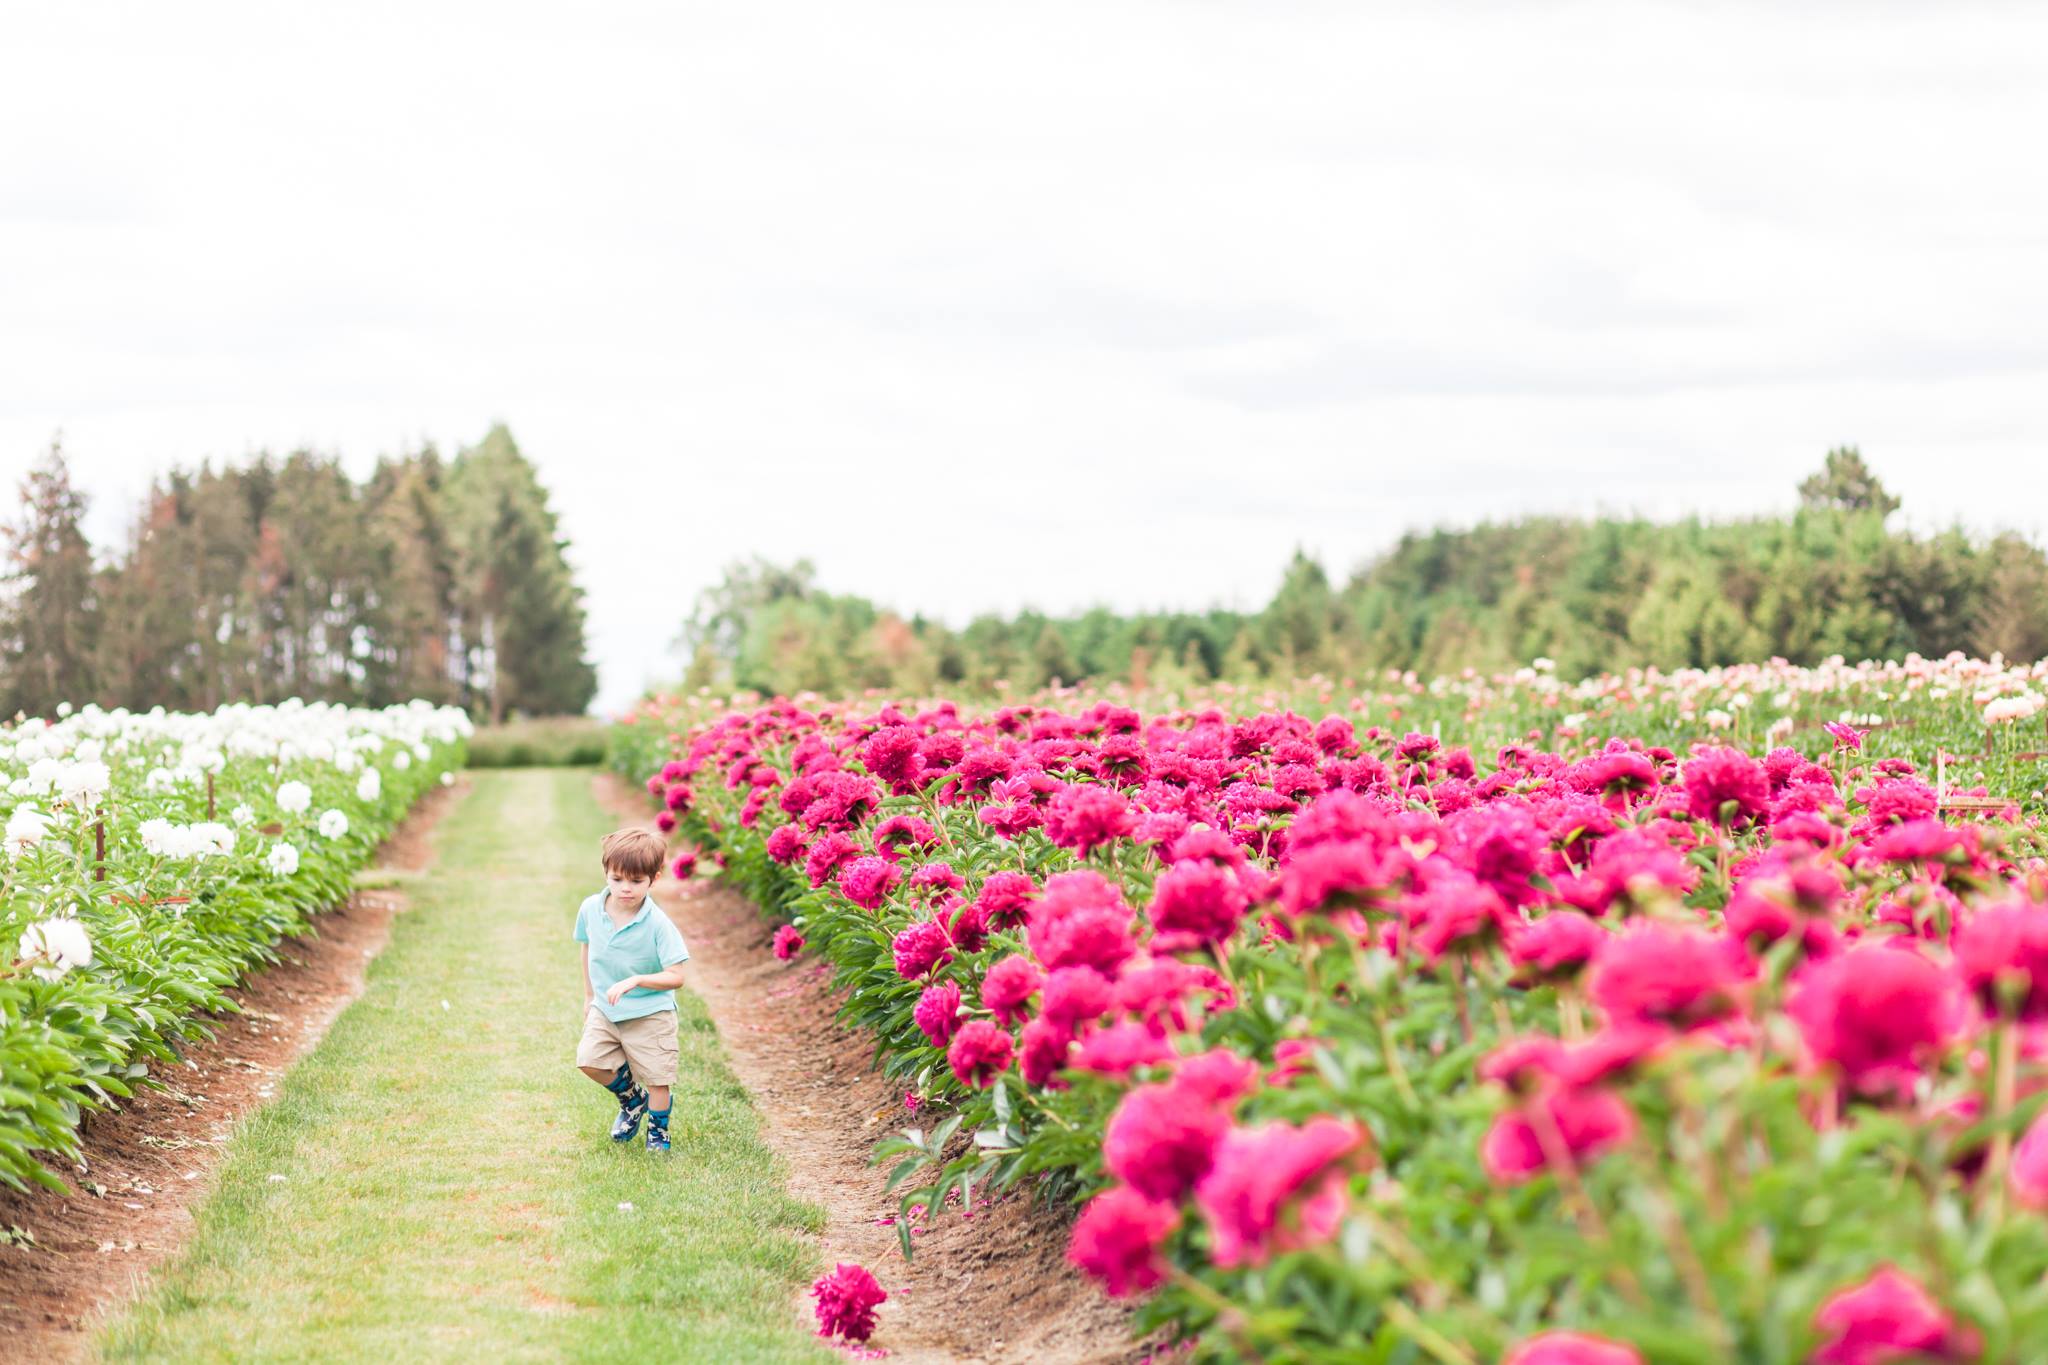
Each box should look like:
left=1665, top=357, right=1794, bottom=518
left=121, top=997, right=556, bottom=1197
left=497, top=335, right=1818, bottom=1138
left=766, top=823, right=808, bottom=865
left=913, top=980, right=964, bottom=1047
left=1682, top=747, right=1770, bottom=827
left=811, top=1262, right=888, bottom=1342
left=804, top=832, right=862, bottom=889
left=1408, top=870, right=1511, bottom=962
left=1587, top=925, right=1741, bottom=1031
left=1510, top=911, right=1607, bottom=979
left=1787, top=945, right=1961, bottom=1095
left=1312, top=714, right=1356, bottom=753
left=838, top=855, right=902, bottom=910
left=1175, top=1048, right=1262, bottom=1104
left=1067, top=1185, right=1178, bottom=1299
left=1811, top=1266, right=1977, bottom=1364
left=1043, top=784, right=1139, bottom=857
left=974, top=870, right=1039, bottom=930
left=1481, top=1087, right=1636, bottom=1185
left=860, top=724, right=926, bottom=792
left=1502, top=1332, right=1645, bottom=1365
left=1105, top=1082, right=1234, bottom=1202
left=946, top=1020, right=1014, bottom=1089
left=873, top=813, right=938, bottom=856
left=771, top=924, right=805, bottom=961
left=908, top=861, right=966, bottom=898
left=670, top=850, right=697, bottom=879
left=1040, top=966, right=1115, bottom=1030
left=942, top=896, right=989, bottom=954
left=1823, top=721, right=1866, bottom=751
left=1019, top=1015, right=1075, bottom=1088
left=1953, top=901, right=2048, bottom=1020
left=1194, top=1117, right=1369, bottom=1268
left=1147, top=859, right=1251, bottom=948
left=891, top=919, right=954, bottom=980
left=1071, top=1022, right=1178, bottom=1077
left=981, top=954, right=1044, bottom=1026
left=1028, top=871, right=1137, bottom=975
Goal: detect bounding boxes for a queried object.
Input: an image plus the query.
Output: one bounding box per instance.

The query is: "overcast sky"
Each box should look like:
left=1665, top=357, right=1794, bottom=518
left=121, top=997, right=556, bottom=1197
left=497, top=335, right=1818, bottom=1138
left=4, top=3, right=2046, bottom=714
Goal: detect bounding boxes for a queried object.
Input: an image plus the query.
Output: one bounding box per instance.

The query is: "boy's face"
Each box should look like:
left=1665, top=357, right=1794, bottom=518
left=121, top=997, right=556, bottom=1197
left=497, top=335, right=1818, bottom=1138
left=605, top=866, right=653, bottom=911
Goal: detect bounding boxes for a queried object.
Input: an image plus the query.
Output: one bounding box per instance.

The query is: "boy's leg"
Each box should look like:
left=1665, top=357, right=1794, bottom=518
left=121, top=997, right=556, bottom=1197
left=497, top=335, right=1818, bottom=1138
left=575, top=1008, right=649, bottom=1141
left=620, top=1012, right=680, bottom=1152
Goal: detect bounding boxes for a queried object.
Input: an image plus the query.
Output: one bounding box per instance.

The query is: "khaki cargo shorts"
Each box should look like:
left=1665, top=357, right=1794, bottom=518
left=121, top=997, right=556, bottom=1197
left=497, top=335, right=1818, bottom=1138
left=576, top=1005, right=679, bottom=1087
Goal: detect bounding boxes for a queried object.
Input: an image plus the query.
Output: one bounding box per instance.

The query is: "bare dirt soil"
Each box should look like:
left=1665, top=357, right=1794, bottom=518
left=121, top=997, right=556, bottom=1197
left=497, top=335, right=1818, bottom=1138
left=593, top=772, right=1142, bottom=1365
left=0, top=779, right=466, bottom=1362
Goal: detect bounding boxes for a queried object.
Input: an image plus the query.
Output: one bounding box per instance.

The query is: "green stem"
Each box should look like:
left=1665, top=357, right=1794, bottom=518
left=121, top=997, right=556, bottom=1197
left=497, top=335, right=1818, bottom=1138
left=1378, top=1299, right=1476, bottom=1365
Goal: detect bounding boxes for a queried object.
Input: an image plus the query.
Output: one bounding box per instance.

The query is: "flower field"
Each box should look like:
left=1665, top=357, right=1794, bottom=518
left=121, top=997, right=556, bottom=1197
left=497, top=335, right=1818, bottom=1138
left=1, top=699, right=469, bottom=1194
left=611, top=653, right=2048, bottom=1362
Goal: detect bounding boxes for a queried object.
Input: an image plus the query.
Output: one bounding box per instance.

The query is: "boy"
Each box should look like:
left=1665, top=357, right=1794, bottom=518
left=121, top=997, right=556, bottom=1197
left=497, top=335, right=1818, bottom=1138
left=575, top=828, right=690, bottom=1152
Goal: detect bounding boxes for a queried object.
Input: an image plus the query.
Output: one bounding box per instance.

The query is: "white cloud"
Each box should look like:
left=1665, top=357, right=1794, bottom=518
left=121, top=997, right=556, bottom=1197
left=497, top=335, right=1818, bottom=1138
left=3, top=1, right=2046, bottom=713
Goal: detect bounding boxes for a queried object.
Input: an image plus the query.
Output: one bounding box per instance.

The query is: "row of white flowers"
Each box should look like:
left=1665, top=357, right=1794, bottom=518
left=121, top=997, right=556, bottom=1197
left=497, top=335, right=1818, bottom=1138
left=3, top=700, right=470, bottom=973
left=2, top=697, right=470, bottom=1191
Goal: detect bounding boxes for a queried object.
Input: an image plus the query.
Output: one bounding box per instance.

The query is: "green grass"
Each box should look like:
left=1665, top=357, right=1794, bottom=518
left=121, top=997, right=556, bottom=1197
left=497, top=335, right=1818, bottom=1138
left=97, top=769, right=829, bottom=1364
left=466, top=717, right=609, bottom=769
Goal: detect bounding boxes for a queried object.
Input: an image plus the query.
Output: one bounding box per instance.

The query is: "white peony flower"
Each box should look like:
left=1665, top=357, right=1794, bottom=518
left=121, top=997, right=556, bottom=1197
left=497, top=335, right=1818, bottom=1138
left=57, top=760, right=112, bottom=805
left=266, top=842, right=300, bottom=876
left=440, top=771, right=454, bottom=787
left=1704, top=708, right=1734, bottom=730
left=230, top=803, right=256, bottom=827
left=393, top=751, right=412, bottom=771
left=5, top=806, right=53, bottom=857
left=356, top=768, right=382, bottom=803
left=24, top=758, right=61, bottom=795
left=144, top=766, right=176, bottom=792
left=191, top=821, right=235, bottom=856
left=19, top=917, right=93, bottom=982
left=275, top=780, right=313, bottom=814
left=139, top=817, right=180, bottom=856
left=317, top=809, right=349, bottom=840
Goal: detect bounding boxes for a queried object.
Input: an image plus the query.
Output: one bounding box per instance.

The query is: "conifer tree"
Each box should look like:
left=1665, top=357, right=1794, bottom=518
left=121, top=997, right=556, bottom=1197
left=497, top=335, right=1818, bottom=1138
left=0, top=441, right=99, bottom=717
left=443, top=425, right=598, bottom=720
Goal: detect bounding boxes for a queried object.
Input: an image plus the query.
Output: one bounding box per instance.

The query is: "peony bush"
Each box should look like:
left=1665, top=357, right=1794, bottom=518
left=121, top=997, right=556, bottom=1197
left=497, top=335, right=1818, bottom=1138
left=612, top=654, right=2048, bottom=1361
left=0, top=698, right=469, bottom=1193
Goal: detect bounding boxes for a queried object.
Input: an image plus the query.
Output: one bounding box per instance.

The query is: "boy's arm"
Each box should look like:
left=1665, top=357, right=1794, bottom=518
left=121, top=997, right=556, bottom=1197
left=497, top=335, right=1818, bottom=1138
left=602, top=959, right=686, bottom=1005
left=581, top=942, right=593, bottom=1008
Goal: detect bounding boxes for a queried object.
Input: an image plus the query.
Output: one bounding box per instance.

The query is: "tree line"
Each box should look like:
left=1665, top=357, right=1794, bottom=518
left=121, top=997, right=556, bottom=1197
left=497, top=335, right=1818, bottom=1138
left=0, top=424, right=597, bottom=721
left=675, top=449, right=2048, bottom=696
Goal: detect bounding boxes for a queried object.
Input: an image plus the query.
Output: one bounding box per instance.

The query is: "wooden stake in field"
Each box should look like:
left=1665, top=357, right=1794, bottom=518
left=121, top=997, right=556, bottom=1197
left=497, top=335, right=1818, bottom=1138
left=94, top=810, right=106, bottom=882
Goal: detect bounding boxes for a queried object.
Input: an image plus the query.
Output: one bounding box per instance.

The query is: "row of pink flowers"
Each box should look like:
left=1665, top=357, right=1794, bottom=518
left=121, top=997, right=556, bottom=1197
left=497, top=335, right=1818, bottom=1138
left=642, top=693, right=2046, bottom=1359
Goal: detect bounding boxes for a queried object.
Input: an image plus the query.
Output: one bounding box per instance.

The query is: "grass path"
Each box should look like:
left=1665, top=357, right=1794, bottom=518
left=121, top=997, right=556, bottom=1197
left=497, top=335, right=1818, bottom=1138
left=97, top=769, right=830, bottom=1363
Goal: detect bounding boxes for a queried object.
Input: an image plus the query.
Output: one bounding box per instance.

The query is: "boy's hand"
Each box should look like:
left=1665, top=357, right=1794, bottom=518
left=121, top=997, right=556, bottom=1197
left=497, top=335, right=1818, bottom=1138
left=604, top=977, right=642, bottom=1006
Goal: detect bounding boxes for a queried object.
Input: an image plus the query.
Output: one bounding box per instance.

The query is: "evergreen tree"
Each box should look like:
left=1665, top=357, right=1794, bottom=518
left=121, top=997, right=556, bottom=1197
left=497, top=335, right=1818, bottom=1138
left=0, top=441, right=99, bottom=717
left=443, top=425, right=598, bottom=720
left=1798, top=446, right=1901, bottom=518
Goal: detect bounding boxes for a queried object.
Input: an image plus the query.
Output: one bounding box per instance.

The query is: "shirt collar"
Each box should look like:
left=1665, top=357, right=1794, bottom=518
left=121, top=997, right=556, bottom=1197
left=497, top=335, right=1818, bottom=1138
left=601, top=891, right=653, bottom=927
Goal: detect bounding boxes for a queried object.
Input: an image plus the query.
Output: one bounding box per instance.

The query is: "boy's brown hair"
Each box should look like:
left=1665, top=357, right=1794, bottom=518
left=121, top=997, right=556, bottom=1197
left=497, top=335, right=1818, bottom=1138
left=600, top=828, right=668, bottom=880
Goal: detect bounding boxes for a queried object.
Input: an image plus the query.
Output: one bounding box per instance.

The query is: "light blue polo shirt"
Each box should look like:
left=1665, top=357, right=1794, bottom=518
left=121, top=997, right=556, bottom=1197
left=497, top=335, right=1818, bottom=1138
left=574, top=890, right=690, bottom=1022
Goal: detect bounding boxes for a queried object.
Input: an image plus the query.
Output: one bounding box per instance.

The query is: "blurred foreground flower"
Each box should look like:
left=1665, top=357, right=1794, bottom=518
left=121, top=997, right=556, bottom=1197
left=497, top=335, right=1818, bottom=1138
left=811, top=1262, right=887, bottom=1342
